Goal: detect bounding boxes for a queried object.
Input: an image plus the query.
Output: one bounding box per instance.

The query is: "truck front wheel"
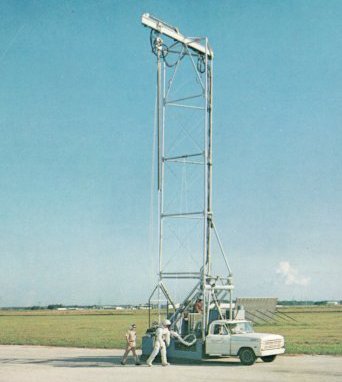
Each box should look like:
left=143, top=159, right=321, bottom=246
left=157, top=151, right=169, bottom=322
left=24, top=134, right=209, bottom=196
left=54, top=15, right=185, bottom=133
left=261, top=355, right=277, bottom=363
left=239, top=348, right=256, bottom=365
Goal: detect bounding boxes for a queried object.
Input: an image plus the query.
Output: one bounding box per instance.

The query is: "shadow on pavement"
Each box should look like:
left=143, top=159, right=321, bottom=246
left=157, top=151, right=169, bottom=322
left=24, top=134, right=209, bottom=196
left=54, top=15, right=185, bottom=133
left=0, top=355, right=243, bottom=368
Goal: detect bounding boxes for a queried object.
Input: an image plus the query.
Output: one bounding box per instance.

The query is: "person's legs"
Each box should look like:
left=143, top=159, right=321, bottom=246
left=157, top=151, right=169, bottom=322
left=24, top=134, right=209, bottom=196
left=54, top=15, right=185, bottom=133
left=131, top=347, right=140, bottom=365
left=160, top=344, right=169, bottom=366
left=146, top=342, right=161, bottom=366
left=121, top=345, right=131, bottom=365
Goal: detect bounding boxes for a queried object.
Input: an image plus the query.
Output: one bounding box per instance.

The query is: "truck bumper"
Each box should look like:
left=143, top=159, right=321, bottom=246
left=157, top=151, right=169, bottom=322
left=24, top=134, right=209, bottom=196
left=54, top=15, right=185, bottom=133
left=259, top=348, right=285, bottom=357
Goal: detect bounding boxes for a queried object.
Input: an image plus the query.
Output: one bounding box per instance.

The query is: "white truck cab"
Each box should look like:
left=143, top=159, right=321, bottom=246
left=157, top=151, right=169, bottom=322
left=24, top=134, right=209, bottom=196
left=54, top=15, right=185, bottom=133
left=205, top=319, right=285, bottom=365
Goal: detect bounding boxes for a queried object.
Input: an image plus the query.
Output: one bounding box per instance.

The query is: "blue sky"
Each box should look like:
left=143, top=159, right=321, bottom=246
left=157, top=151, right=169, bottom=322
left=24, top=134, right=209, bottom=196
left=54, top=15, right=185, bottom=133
left=0, top=0, right=341, bottom=306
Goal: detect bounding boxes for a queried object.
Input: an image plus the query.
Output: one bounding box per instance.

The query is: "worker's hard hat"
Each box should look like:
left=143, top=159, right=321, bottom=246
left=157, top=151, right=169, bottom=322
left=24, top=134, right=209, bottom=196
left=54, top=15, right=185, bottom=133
left=162, top=319, right=171, bottom=326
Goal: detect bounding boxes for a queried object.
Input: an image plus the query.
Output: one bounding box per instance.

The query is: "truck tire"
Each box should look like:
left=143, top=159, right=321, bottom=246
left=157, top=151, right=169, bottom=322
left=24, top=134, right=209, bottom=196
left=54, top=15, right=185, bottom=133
left=261, top=355, right=277, bottom=363
left=239, top=348, right=256, bottom=365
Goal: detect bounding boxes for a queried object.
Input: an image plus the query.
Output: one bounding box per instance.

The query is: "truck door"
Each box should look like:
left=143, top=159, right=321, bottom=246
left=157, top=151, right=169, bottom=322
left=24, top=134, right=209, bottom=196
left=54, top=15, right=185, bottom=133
left=206, top=323, right=231, bottom=355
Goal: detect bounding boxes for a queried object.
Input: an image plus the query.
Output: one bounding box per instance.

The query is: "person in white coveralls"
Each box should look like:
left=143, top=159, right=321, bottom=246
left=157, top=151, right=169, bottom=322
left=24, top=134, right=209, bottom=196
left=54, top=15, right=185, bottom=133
left=146, top=319, right=172, bottom=366
left=146, top=318, right=196, bottom=367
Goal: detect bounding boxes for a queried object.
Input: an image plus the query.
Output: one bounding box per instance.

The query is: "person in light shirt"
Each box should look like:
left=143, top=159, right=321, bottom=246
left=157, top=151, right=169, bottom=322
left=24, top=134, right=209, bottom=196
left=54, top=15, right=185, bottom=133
left=121, top=324, right=141, bottom=365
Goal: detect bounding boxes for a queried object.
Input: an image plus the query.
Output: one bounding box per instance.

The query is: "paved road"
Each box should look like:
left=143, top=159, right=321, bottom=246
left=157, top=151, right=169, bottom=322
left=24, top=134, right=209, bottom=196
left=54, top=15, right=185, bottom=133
left=0, top=345, right=341, bottom=382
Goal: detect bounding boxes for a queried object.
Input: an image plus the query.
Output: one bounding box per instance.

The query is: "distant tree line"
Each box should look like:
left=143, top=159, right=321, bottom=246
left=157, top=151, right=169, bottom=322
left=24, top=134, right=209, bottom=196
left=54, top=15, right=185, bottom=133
left=278, top=300, right=341, bottom=306
left=1, top=300, right=340, bottom=311
left=47, top=304, right=64, bottom=310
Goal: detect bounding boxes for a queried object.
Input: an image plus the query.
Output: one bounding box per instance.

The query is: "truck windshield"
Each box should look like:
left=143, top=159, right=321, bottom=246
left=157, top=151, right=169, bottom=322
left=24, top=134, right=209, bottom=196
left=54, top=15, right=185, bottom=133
left=229, top=322, right=254, bottom=334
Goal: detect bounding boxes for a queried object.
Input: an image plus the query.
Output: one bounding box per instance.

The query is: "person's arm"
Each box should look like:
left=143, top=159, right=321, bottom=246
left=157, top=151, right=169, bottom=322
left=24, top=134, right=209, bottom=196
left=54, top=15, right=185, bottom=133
left=125, top=331, right=130, bottom=344
left=164, top=330, right=171, bottom=346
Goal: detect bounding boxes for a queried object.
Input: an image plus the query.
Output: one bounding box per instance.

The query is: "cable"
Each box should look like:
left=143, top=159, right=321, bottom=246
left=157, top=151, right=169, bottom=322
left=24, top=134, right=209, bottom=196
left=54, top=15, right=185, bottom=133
left=150, top=30, right=188, bottom=68
left=197, top=55, right=205, bottom=73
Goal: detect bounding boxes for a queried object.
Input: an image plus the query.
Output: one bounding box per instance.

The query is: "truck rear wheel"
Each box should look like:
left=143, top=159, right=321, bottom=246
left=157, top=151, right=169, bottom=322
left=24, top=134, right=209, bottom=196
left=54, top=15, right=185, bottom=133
left=239, top=348, right=256, bottom=365
left=261, top=355, right=277, bottom=362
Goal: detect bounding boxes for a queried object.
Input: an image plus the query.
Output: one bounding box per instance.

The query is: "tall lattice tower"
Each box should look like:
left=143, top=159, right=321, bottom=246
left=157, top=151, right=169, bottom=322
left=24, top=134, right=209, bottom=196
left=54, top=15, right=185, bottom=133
left=142, top=14, right=233, bottom=339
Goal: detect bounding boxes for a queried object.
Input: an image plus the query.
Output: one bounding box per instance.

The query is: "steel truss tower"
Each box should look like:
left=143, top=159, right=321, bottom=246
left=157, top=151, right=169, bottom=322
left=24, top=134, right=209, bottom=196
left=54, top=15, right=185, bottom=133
left=142, top=14, right=234, bottom=340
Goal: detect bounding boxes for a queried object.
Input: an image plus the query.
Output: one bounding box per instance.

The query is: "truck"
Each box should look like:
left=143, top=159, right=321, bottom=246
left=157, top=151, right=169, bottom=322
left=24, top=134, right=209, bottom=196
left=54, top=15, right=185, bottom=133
left=205, top=319, right=285, bottom=365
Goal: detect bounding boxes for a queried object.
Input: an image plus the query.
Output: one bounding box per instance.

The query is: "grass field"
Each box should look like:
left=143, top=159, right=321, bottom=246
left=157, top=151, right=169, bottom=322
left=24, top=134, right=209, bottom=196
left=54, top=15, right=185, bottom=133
left=0, top=306, right=341, bottom=355
left=254, top=306, right=342, bottom=355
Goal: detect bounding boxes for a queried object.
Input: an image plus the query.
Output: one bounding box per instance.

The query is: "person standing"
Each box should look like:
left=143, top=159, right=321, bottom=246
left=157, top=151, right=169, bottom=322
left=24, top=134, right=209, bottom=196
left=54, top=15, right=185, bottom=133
left=194, top=298, right=203, bottom=313
left=121, top=324, right=141, bottom=365
left=146, top=319, right=196, bottom=367
left=146, top=319, right=171, bottom=367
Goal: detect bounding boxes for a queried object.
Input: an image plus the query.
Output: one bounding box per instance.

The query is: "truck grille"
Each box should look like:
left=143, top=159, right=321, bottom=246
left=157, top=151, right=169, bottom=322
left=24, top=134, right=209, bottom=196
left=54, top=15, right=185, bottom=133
left=262, top=339, right=283, bottom=350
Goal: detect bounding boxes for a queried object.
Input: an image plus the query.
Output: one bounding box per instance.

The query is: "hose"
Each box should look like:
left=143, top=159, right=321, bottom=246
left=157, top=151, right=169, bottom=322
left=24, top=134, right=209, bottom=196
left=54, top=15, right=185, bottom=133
left=171, top=331, right=197, bottom=346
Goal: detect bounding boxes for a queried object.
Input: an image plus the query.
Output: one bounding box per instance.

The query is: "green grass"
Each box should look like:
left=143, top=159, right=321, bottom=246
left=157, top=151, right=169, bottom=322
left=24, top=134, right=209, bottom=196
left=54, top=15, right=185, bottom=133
left=254, top=306, right=342, bottom=355
left=0, top=306, right=341, bottom=355
left=0, top=310, right=148, bottom=349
